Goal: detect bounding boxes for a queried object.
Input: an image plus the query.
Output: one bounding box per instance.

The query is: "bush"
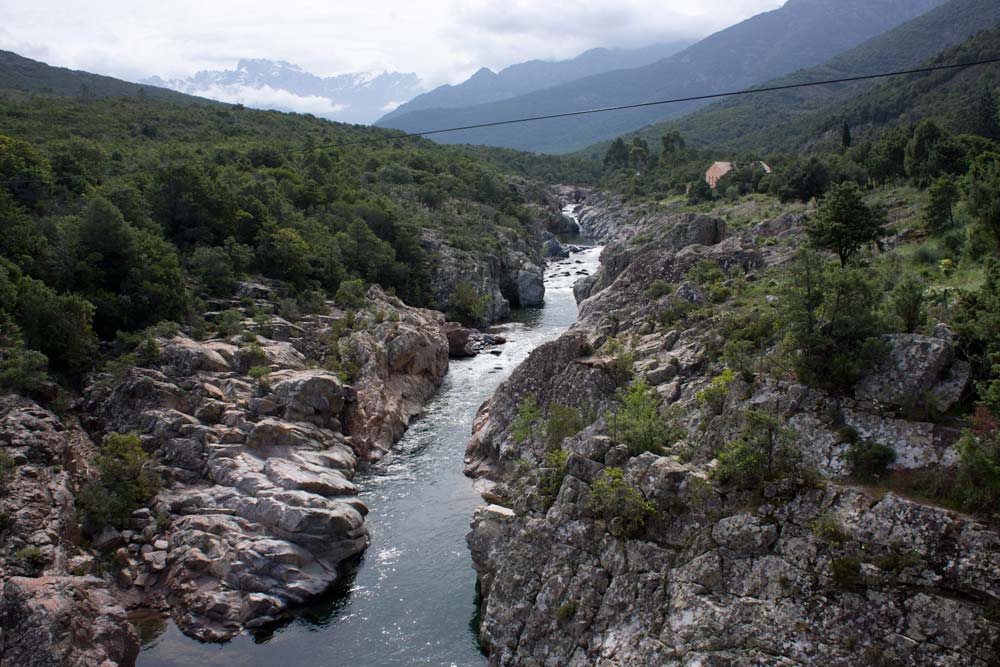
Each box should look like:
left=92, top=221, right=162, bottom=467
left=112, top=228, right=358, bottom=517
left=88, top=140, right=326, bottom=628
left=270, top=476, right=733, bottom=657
left=216, top=309, right=244, bottom=337
left=510, top=394, right=543, bottom=444
left=687, top=259, right=726, bottom=286
left=829, top=556, right=862, bottom=588
left=539, top=448, right=569, bottom=501
left=0, top=345, right=49, bottom=394
left=0, top=450, right=17, bottom=482
left=844, top=440, right=896, bottom=482
left=555, top=601, right=578, bottom=623
left=15, top=546, right=46, bottom=574
left=643, top=279, right=672, bottom=300
left=805, top=182, right=887, bottom=266
left=136, top=336, right=160, bottom=366
left=335, top=278, right=367, bottom=310
left=609, top=379, right=676, bottom=455
left=951, top=407, right=1000, bottom=511
left=77, top=433, right=160, bottom=533
left=887, top=274, right=926, bottom=334
left=545, top=404, right=586, bottom=449
left=601, top=337, right=634, bottom=386
left=782, top=251, right=887, bottom=393
left=697, top=369, right=736, bottom=416
left=713, top=410, right=799, bottom=489
left=588, top=467, right=656, bottom=539
left=811, top=512, right=848, bottom=547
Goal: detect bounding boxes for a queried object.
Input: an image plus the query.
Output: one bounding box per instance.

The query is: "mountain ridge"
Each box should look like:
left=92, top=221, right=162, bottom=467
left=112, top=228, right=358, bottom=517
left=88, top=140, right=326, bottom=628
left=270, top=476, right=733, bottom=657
left=376, top=0, right=949, bottom=153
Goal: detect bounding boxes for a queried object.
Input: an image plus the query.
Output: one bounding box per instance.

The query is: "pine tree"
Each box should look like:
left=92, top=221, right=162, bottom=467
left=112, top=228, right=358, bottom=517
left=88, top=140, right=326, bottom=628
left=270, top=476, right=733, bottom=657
left=841, top=121, right=852, bottom=149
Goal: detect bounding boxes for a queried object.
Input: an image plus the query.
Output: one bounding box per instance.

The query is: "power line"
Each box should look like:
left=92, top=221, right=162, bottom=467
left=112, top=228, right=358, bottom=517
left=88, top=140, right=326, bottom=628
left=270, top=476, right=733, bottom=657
left=1, top=56, right=998, bottom=187
left=321, top=56, right=1000, bottom=149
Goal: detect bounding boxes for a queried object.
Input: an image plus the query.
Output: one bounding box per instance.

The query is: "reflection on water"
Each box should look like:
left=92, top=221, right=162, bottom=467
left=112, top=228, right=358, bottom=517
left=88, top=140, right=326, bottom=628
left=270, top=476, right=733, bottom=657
left=137, top=247, right=602, bottom=667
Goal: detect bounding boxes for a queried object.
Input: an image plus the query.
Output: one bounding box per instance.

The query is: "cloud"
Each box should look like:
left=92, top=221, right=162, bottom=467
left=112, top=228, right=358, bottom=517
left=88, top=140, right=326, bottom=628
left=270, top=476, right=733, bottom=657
left=0, top=0, right=787, bottom=90
left=189, top=84, right=350, bottom=116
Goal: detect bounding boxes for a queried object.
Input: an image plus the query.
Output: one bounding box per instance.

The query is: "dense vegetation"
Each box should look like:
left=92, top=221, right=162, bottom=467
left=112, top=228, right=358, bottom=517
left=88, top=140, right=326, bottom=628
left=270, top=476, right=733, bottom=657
left=0, top=90, right=573, bottom=389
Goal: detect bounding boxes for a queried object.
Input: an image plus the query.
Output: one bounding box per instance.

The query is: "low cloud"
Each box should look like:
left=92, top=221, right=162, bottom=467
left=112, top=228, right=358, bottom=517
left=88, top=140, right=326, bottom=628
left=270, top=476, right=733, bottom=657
left=191, top=84, right=350, bottom=116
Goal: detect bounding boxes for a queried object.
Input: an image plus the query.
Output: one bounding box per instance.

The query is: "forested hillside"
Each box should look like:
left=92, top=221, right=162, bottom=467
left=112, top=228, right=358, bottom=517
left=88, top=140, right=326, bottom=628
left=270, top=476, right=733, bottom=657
left=589, top=0, right=1000, bottom=156
left=0, top=50, right=218, bottom=105
left=0, top=88, right=580, bottom=391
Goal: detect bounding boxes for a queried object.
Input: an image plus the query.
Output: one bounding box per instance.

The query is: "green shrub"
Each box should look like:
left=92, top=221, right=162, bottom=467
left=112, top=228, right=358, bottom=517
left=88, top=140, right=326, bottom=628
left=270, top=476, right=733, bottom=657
left=539, top=449, right=569, bottom=501
left=335, top=278, right=367, bottom=310
left=77, top=433, right=160, bottom=533
left=951, top=408, right=1000, bottom=511
left=713, top=410, right=799, bottom=489
left=15, top=546, right=46, bottom=574
left=810, top=512, right=848, bottom=547
left=0, top=345, right=48, bottom=394
left=240, top=342, right=267, bottom=366
left=216, top=309, right=244, bottom=337
left=697, top=369, right=736, bottom=416
left=830, top=556, right=862, bottom=588
left=844, top=440, right=896, bottom=482
left=643, top=279, right=672, bottom=300
left=0, top=450, right=17, bottom=482
left=608, top=379, right=675, bottom=455
left=887, top=274, right=926, bottom=334
left=601, top=337, right=634, bottom=386
left=687, top=259, right=726, bottom=286
left=555, top=601, right=578, bottom=622
left=545, top=404, right=586, bottom=449
left=588, top=467, right=656, bottom=539
left=510, top=394, right=543, bottom=444
left=782, top=251, right=887, bottom=393
left=136, top=336, right=160, bottom=366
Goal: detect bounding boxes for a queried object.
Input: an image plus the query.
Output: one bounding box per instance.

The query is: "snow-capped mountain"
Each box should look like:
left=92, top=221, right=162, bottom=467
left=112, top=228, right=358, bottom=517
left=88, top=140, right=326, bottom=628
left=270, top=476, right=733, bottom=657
left=144, top=59, right=422, bottom=124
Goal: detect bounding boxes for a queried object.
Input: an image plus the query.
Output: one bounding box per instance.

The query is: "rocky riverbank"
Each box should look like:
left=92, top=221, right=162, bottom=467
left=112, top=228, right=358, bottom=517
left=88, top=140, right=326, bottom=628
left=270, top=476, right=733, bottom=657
left=465, top=193, right=1000, bottom=666
left=0, top=276, right=512, bottom=662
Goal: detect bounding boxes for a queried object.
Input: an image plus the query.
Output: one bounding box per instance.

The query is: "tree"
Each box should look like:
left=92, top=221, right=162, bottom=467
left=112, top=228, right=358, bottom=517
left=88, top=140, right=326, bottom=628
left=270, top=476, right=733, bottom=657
left=969, top=86, right=1000, bottom=141
left=841, top=121, right=852, bottom=150
left=603, top=138, right=629, bottom=171
left=0, top=134, right=53, bottom=210
left=924, top=176, right=959, bottom=231
left=16, top=277, right=97, bottom=381
left=77, top=433, right=160, bottom=533
left=659, top=131, right=686, bottom=167
left=628, top=138, right=650, bottom=171
left=772, top=156, right=830, bottom=203
left=806, top=182, right=887, bottom=265
left=966, top=152, right=1000, bottom=250
left=904, top=120, right=966, bottom=187
left=782, top=251, right=886, bottom=393
left=865, top=125, right=910, bottom=186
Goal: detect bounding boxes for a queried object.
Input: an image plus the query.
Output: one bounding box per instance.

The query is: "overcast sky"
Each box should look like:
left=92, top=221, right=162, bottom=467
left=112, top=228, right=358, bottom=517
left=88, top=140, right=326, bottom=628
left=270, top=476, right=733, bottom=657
left=0, top=0, right=786, bottom=87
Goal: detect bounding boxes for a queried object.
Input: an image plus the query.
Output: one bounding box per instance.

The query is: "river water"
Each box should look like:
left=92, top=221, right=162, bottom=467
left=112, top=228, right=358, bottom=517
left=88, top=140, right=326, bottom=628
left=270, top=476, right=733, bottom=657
left=137, top=244, right=601, bottom=667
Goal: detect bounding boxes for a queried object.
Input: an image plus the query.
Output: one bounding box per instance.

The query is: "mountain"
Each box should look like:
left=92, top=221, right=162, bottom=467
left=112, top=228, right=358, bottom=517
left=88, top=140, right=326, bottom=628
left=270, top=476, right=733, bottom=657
left=0, top=50, right=218, bottom=106
left=145, top=59, right=423, bottom=124
left=588, top=0, right=1000, bottom=157
left=377, top=0, right=949, bottom=154
left=378, top=40, right=693, bottom=123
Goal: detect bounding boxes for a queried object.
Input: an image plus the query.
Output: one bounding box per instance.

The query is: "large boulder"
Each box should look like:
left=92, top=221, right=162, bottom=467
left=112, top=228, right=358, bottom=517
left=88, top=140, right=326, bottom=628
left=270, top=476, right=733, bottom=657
left=159, top=336, right=232, bottom=374
left=855, top=333, right=970, bottom=414
left=266, top=370, right=347, bottom=427
left=0, top=576, right=140, bottom=667
left=515, top=265, right=545, bottom=307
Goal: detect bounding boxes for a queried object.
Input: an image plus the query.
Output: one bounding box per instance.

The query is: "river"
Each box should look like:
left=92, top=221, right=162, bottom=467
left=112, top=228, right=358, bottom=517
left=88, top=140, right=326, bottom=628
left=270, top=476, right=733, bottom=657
left=137, top=243, right=602, bottom=667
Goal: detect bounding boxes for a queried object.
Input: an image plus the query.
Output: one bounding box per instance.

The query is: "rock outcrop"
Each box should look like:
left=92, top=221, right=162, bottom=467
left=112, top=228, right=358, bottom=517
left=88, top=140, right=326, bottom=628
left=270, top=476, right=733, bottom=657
left=465, top=195, right=1000, bottom=666
left=68, top=285, right=451, bottom=642
left=0, top=576, right=141, bottom=667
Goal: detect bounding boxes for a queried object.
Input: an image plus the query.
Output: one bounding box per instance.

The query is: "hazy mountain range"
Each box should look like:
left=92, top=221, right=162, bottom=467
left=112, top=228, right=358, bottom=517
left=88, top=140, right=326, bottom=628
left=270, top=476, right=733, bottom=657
left=379, top=41, right=694, bottom=122
left=377, top=0, right=950, bottom=153
left=143, top=59, right=422, bottom=125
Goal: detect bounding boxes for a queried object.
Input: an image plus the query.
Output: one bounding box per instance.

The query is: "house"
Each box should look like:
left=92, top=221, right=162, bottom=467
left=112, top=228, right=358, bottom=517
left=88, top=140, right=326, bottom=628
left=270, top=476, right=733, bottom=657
left=705, top=161, right=733, bottom=189
left=705, top=160, right=772, bottom=189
